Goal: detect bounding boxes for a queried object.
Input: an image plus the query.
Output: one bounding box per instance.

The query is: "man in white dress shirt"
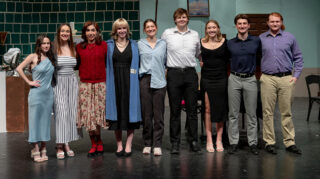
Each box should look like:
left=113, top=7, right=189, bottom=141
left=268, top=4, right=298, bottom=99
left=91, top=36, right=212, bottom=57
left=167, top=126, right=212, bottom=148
left=161, top=8, right=201, bottom=154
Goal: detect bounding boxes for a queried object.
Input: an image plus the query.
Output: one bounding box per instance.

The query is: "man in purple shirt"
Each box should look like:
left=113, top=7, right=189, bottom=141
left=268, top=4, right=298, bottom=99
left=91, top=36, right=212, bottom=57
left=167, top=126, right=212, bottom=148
left=259, top=12, right=303, bottom=155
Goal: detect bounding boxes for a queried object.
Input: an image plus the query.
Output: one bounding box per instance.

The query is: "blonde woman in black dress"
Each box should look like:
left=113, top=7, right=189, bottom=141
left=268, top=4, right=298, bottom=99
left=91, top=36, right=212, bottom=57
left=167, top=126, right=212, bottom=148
left=200, top=20, right=229, bottom=152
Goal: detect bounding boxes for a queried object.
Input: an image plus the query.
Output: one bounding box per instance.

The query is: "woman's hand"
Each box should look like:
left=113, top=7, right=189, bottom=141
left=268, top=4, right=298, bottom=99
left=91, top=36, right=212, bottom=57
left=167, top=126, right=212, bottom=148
left=200, top=61, right=203, bottom=68
left=28, top=80, right=40, bottom=87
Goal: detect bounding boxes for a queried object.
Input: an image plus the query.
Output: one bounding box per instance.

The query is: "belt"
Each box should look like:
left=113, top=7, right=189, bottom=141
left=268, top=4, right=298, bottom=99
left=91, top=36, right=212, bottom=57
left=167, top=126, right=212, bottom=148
left=167, top=67, right=195, bottom=72
left=231, top=71, right=254, bottom=78
left=264, top=71, right=292, bottom=77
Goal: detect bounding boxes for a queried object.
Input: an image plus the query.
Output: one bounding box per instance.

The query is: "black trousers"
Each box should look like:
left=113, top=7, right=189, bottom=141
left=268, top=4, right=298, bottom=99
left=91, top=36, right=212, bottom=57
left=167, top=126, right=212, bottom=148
left=140, top=75, right=166, bottom=147
left=167, top=67, right=199, bottom=144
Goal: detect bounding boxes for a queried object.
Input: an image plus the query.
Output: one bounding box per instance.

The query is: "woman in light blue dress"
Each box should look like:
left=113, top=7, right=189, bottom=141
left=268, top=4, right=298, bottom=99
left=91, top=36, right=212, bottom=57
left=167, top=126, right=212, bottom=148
left=16, top=34, right=55, bottom=162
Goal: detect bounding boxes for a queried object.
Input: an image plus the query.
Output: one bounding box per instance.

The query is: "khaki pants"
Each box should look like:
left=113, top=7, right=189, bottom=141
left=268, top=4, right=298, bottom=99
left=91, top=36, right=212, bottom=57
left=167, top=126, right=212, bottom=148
left=260, top=74, right=295, bottom=147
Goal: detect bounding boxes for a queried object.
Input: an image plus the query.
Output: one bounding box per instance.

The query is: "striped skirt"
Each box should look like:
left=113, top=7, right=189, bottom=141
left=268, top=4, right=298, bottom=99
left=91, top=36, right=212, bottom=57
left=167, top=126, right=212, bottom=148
left=77, top=82, right=108, bottom=131
left=53, top=73, right=82, bottom=143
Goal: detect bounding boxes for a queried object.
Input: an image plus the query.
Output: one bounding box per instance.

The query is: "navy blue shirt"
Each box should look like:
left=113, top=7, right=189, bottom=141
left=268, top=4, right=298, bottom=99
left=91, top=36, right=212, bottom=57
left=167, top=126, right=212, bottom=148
left=227, top=35, right=261, bottom=74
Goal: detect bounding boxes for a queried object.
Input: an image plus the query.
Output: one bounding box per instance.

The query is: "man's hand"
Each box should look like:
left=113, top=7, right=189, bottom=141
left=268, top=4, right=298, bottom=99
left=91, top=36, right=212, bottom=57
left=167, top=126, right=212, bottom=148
left=290, top=77, right=297, bottom=83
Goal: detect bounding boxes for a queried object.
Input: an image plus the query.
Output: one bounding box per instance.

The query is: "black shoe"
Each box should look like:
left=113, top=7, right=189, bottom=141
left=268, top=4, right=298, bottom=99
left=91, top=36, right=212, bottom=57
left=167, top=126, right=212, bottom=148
left=228, top=144, right=238, bottom=154
left=250, top=144, right=259, bottom=155
left=124, top=151, right=132, bottom=157
left=190, top=141, right=201, bottom=152
left=171, top=143, right=180, bottom=154
left=265, top=145, right=277, bottom=154
left=286, top=145, right=302, bottom=155
left=115, top=149, right=124, bottom=157
left=87, top=152, right=96, bottom=157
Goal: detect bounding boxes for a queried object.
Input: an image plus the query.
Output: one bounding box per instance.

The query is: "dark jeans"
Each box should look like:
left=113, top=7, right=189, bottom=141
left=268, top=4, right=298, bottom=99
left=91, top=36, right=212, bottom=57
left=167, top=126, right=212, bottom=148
left=140, top=75, right=166, bottom=147
left=167, top=67, right=199, bottom=144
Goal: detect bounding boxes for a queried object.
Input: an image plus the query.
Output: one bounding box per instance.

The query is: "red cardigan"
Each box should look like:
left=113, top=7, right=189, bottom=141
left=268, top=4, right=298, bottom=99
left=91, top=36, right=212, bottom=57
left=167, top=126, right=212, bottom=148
left=76, top=41, right=107, bottom=83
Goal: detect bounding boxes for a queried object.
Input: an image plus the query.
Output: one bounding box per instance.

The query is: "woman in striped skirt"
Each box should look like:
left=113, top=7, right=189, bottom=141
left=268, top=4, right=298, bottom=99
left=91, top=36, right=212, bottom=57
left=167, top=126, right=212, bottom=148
left=53, top=24, right=81, bottom=159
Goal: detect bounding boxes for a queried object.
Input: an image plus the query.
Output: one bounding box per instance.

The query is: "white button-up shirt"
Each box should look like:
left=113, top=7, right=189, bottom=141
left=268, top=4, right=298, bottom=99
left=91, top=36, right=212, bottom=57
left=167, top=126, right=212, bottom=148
left=161, top=27, right=200, bottom=68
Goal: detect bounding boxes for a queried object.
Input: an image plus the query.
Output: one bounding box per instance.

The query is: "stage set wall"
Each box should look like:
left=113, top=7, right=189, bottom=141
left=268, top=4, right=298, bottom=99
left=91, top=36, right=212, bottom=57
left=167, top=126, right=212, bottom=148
left=0, top=0, right=140, bottom=133
left=0, top=0, right=140, bottom=62
left=140, top=0, right=320, bottom=97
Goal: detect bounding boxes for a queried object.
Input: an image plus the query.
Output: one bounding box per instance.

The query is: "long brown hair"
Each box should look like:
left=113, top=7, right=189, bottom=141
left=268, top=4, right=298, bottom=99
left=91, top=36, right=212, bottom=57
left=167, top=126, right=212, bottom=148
left=202, top=20, right=223, bottom=43
left=34, top=34, right=55, bottom=67
left=54, top=23, right=76, bottom=57
left=80, top=21, right=102, bottom=49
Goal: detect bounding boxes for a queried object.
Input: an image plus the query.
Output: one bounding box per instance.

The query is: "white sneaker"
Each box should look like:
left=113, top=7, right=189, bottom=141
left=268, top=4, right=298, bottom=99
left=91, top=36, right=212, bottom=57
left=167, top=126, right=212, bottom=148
left=153, top=147, right=162, bottom=156
left=142, top=147, right=151, bottom=154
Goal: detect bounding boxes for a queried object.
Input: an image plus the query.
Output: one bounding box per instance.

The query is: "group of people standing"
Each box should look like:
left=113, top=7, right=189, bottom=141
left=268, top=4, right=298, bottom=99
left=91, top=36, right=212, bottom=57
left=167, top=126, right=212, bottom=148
left=16, top=8, right=303, bottom=163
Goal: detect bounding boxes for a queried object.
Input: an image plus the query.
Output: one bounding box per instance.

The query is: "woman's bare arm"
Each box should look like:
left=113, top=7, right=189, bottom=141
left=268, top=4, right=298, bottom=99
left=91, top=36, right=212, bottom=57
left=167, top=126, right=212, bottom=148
left=16, top=54, right=40, bottom=87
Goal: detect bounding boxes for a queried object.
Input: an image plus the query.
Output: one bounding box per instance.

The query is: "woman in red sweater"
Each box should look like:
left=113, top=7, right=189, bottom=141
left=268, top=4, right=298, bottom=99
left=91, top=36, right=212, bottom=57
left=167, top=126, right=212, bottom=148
left=76, top=21, right=108, bottom=157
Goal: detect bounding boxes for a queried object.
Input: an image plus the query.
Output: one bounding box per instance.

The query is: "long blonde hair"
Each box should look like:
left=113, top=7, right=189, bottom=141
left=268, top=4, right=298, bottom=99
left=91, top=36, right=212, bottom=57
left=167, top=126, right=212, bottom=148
left=202, top=20, right=223, bottom=43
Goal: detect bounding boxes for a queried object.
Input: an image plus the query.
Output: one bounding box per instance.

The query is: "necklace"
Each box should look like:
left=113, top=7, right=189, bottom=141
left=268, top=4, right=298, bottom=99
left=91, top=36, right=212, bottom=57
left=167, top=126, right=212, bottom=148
left=116, top=40, right=128, bottom=48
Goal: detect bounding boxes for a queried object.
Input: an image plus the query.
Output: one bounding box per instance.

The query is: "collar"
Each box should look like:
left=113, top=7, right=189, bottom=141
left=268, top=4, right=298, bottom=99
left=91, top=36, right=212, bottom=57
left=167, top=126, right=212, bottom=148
left=173, top=26, right=191, bottom=34
left=235, top=34, right=252, bottom=42
left=140, top=38, right=161, bottom=48
left=266, top=29, right=283, bottom=37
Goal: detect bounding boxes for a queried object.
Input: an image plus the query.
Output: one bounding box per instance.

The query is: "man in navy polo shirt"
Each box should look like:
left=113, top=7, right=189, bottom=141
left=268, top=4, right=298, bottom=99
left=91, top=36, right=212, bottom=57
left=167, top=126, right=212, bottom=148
left=227, top=14, right=261, bottom=155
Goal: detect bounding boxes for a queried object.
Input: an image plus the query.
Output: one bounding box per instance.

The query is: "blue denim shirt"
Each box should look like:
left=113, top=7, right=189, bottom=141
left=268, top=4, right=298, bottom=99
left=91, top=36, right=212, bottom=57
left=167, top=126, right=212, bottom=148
left=138, top=38, right=167, bottom=89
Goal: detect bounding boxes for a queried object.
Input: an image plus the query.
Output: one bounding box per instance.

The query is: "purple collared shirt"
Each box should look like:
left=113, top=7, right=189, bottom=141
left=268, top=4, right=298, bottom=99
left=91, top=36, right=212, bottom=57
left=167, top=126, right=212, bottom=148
left=259, top=30, right=303, bottom=78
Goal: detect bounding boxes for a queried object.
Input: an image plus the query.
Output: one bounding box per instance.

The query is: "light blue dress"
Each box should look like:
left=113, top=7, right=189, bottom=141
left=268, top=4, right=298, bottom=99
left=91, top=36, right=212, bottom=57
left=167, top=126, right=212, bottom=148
left=28, top=58, right=54, bottom=143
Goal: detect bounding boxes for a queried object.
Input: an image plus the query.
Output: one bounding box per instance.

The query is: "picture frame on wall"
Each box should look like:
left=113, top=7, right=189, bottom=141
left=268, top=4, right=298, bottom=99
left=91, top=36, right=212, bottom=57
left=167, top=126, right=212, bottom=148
left=187, top=0, right=210, bottom=17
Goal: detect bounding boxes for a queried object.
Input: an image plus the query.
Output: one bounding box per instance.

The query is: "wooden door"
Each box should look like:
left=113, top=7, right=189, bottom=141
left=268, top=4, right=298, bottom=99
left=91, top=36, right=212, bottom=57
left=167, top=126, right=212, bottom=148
left=247, top=14, right=269, bottom=36
left=247, top=14, right=269, bottom=79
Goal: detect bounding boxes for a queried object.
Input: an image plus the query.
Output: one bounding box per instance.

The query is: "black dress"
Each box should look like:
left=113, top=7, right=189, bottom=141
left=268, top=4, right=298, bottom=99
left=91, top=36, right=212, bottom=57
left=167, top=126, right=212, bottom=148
left=109, top=41, right=140, bottom=130
left=200, top=39, right=229, bottom=122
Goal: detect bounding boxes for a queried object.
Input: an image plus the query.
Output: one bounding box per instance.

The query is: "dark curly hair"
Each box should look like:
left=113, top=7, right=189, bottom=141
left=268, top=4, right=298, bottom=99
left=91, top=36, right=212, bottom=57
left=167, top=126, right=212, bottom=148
left=80, top=21, right=102, bottom=49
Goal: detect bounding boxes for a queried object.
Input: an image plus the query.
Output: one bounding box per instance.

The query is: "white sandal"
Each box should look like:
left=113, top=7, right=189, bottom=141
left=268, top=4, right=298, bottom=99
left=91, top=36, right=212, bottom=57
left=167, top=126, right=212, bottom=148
left=56, top=151, right=65, bottom=159
left=64, top=143, right=75, bottom=157
left=40, top=149, right=48, bottom=161
left=31, top=151, right=43, bottom=162
left=66, top=150, right=75, bottom=157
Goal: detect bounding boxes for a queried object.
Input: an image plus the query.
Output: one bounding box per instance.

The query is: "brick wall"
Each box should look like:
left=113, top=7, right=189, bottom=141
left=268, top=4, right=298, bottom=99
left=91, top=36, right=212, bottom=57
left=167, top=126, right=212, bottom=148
left=0, top=0, right=140, bottom=63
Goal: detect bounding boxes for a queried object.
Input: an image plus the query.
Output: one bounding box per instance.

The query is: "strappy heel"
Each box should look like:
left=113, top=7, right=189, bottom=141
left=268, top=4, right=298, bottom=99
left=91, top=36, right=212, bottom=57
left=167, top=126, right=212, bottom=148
left=64, top=144, right=75, bottom=157
left=206, top=143, right=215, bottom=153
left=31, top=150, right=43, bottom=163
left=40, top=149, right=48, bottom=161
left=56, top=146, right=65, bottom=159
left=216, top=141, right=224, bottom=152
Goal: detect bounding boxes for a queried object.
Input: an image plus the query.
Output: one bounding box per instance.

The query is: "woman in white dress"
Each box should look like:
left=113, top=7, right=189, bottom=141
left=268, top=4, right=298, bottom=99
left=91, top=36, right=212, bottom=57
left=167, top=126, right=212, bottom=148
left=53, top=24, right=81, bottom=159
